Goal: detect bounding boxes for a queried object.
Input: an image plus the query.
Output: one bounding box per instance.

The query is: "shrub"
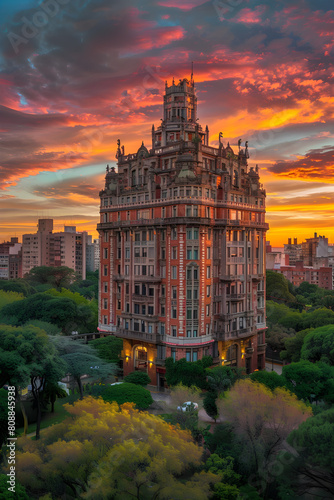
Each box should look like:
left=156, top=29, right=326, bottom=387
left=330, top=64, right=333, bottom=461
left=100, top=382, right=153, bottom=409
left=123, top=371, right=151, bottom=386
left=203, top=390, right=218, bottom=421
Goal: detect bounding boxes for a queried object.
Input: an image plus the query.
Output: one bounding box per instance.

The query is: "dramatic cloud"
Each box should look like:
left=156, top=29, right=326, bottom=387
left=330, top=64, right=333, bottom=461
left=269, top=146, right=334, bottom=180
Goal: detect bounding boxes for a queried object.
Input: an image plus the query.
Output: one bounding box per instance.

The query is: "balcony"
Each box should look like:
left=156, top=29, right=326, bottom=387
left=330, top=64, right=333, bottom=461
left=162, top=333, right=214, bottom=346
left=257, top=343, right=267, bottom=353
left=132, top=294, right=154, bottom=303
left=227, top=293, right=246, bottom=301
left=117, top=328, right=163, bottom=344
left=220, top=275, right=240, bottom=282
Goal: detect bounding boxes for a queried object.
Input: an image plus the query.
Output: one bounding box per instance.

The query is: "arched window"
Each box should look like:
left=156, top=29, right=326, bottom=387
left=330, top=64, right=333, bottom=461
left=233, top=170, right=239, bottom=187
left=226, top=344, right=238, bottom=366
left=134, top=345, right=147, bottom=372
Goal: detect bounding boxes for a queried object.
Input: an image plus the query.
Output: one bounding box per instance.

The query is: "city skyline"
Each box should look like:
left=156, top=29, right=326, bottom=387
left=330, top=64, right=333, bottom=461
left=1, top=0, right=334, bottom=246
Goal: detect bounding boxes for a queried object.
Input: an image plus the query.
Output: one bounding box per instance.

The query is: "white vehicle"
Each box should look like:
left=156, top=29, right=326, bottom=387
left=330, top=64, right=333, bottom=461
left=110, top=382, right=123, bottom=386
left=177, top=401, right=199, bottom=412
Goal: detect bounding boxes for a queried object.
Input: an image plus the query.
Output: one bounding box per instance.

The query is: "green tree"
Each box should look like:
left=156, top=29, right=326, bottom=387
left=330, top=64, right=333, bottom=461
left=165, top=357, right=212, bottom=389
left=0, top=324, right=66, bottom=439
left=301, top=324, right=334, bottom=365
left=89, top=335, right=123, bottom=364
left=123, top=371, right=151, bottom=386
left=204, top=390, right=218, bottom=421
left=0, top=293, right=79, bottom=333
left=53, top=337, right=116, bottom=399
left=0, top=279, right=35, bottom=297
left=205, top=455, right=241, bottom=499
left=100, top=382, right=153, bottom=410
left=250, top=370, right=286, bottom=391
left=24, top=319, right=61, bottom=336
left=280, top=328, right=313, bottom=363
left=25, top=266, right=77, bottom=290
left=266, top=270, right=295, bottom=303
left=0, top=290, right=24, bottom=311
left=206, top=366, right=245, bottom=395
left=43, top=381, right=67, bottom=413
left=0, top=474, right=29, bottom=499
left=287, top=409, right=334, bottom=497
left=282, top=360, right=334, bottom=403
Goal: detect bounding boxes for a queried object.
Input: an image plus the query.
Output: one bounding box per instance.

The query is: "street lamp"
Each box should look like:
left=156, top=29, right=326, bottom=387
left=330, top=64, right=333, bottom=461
left=271, top=350, right=277, bottom=371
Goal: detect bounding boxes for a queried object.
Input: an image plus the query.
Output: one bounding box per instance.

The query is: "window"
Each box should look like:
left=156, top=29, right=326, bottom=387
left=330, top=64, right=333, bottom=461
left=193, top=229, right=199, bottom=239
left=149, top=287, right=154, bottom=296
left=192, top=351, right=198, bottom=362
left=193, top=309, right=198, bottom=320
left=186, top=206, right=191, bottom=217
left=173, top=206, right=177, bottom=217
left=171, top=228, right=177, bottom=240
left=103, top=299, right=108, bottom=309
left=103, top=315, right=108, bottom=325
left=104, top=248, right=108, bottom=259
left=142, top=305, right=146, bottom=315
left=186, top=351, right=191, bottom=362
left=104, top=232, right=108, bottom=243
left=161, top=247, right=166, bottom=259
left=104, top=283, right=108, bottom=293
left=171, top=349, right=176, bottom=361
left=161, top=285, right=165, bottom=296
left=207, top=247, right=211, bottom=259
left=104, top=265, right=108, bottom=276
left=134, top=284, right=140, bottom=295
left=193, top=329, right=198, bottom=338
left=172, top=266, right=177, bottom=279
left=148, top=306, right=154, bottom=315
left=134, top=304, right=140, bottom=314
left=171, top=306, right=177, bottom=319
left=172, top=246, right=177, bottom=259
left=172, top=287, right=177, bottom=299
left=135, top=232, right=140, bottom=242
left=206, top=304, right=210, bottom=316
left=193, top=247, right=199, bottom=260
left=125, top=265, right=129, bottom=275
left=172, top=326, right=177, bottom=337
left=207, top=266, right=211, bottom=278
left=125, top=247, right=130, bottom=259
left=161, top=305, right=165, bottom=316
left=187, top=247, right=192, bottom=259
left=206, top=285, right=211, bottom=297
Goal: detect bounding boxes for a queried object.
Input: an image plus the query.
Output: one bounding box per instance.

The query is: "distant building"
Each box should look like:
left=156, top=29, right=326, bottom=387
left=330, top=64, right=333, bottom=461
left=302, top=233, right=328, bottom=266
left=0, top=238, right=22, bottom=280
left=86, top=237, right=100, bottom=273
left=266, top=241, right=289, bottom=270
left=22, top=219, right=92, bottom=279
left=274, top=261, right=332, bottom=290
left=283, top=238, right=302, bottom=266
left=97, top=75, right=268, bottom=387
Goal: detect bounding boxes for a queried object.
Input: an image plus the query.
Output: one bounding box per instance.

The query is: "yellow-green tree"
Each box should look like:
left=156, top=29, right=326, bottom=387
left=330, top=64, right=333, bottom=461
left=15, top=397, right=218, bottom=499
left=220, top=379, right=312, bottom=497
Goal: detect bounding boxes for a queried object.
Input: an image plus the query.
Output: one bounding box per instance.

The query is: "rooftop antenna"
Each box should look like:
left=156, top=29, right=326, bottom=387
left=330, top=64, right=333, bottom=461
left=191, top=61, right=194, bottom=83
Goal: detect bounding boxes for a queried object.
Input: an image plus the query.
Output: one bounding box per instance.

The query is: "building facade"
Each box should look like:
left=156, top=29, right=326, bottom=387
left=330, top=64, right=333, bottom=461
left=98, top=77, right=268, bottom=386
left=0, top=238, right=22, bottom=280
left=273, top=262, right=333, bottom=290
left=22, top=219, right=88, bottom=279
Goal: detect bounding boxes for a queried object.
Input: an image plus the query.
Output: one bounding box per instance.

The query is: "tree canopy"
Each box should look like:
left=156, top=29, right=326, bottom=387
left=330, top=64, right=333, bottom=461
left=301, top=325, right=334, bottom=365
left=25, top=265, right=77, bottom=289
left=53, top=337, right=116, bottom=399
left=165, top=356, right=212, bottom=389
left=282, top=360, right=334, bottom=403
left=14, top=397, right=219, bottom=499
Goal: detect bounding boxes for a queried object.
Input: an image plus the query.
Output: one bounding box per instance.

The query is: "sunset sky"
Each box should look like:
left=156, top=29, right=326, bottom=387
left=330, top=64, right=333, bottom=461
left=0, top=0, right=334, bottom=246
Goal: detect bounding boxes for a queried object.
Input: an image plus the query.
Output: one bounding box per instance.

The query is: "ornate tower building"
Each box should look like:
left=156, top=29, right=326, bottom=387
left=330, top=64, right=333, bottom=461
left=98, top=76, right=268, bottom=387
